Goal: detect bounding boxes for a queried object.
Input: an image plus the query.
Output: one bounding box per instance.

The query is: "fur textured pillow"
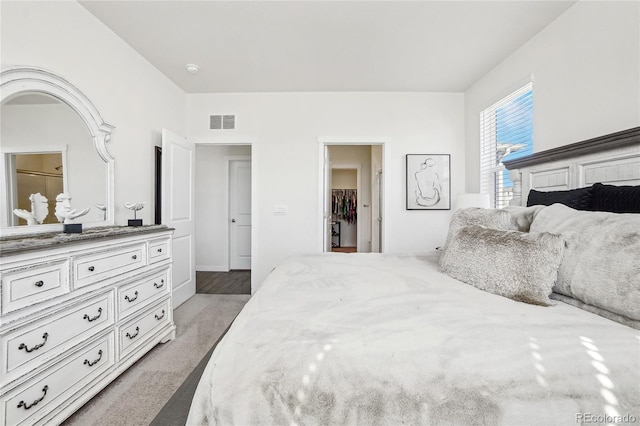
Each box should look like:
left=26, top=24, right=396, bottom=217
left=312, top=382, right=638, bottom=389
left=439, top=225, right=565, bottom=306
left=502, top=205, right=545, bottom=232
left=530, top=203, right=640, bottom=321
left=441, top=208, right=511, bottom=252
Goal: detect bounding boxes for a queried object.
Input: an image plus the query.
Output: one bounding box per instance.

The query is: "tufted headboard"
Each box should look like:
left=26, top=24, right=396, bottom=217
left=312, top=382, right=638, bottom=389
left=503, top=127, right=640, bottom=207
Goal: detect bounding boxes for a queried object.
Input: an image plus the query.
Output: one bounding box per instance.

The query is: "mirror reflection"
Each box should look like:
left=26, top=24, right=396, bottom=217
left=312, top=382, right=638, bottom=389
left=1, top=92, right=107, bottom=227
left=13, top=152, right=63, bottom=225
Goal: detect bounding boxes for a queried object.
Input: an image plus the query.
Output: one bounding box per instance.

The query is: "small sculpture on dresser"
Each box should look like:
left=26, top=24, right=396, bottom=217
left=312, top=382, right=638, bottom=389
left=55, top=193, right=90, bottom=233
left=125, top=202, right=145, bottom=227
left=13, top=192, right=49, bottom=225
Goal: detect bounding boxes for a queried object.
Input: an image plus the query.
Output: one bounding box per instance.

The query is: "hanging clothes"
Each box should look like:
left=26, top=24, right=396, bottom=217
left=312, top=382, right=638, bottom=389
left=332, top=189, right=357, bottom=224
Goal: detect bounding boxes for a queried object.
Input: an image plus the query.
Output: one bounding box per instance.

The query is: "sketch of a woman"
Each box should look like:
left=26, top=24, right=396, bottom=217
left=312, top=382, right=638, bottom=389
left=415, top=158, right=442, bottom=207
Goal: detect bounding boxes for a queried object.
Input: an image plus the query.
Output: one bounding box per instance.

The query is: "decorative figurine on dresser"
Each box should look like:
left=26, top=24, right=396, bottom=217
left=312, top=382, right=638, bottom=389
left=12, top=193, right=49, bottom=226
left=124, top=202, right=145, bottom=227
left=54, top=193, right=90, bottom=233
left=0, top=66, right=176, bottom=426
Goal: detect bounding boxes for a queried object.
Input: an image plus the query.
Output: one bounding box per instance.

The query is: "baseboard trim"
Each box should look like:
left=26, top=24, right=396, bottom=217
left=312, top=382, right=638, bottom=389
left=196, top=265, right=229, bottom=272
left=173, top=281, right=195, bottom=308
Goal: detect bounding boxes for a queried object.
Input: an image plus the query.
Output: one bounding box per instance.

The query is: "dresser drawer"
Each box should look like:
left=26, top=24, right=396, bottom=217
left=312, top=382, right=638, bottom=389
left=148, top=238, right=171, bottom=264
left=1, top=260, right=69, bottom=315
left=2, top=333, right=114, bottom=426
left=2, top=293, right=113, bottom=385
left=73, top=244, right=146, bottom=288
left=118, top=270, right=170, bottom=319
left=119, top=298, right=171, bottom=357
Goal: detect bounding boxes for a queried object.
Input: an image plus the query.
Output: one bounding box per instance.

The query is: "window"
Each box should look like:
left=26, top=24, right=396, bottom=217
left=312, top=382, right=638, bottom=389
left=480, top=83, right=533, bottom=208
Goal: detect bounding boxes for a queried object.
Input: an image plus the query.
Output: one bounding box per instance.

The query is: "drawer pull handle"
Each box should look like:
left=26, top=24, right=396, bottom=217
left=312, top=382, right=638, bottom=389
left=155, top=310, right=166, bottom=320
left=17, top=385, right=48, bottom=410
left=88, top=266, right=95, bottom=272
left=125, top=291, right=139, bottom=303
left=18, top=333, right=49, bottom=353
left=132, top=255, right=138, bottom=260
left=126, top=327, right=140, bottom=340
left=84, top=349, right=103, bottom=367
left=157, top=248, right=163, bottom=253
left=35, top=280, right=44, bottom=287
left=83, top=307, right=103, bottom=322
left=154, top=279, right=165, bottom=289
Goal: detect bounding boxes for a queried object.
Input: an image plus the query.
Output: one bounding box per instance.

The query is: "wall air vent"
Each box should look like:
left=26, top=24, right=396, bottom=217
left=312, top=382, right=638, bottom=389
left=210, top=115, right=222, bottom=130
left=222, top=115, right=235, bottom=130
left=209, top=114, right=236, bottom=130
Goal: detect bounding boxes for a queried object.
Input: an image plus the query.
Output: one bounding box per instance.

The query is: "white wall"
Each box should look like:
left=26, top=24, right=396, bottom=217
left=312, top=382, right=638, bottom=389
left=195, top=144, right=251, bottom=271
left=465, top=1, right=640, bottom=192
left=1, top=1, right=186, bottom=225
left=332, top=169, right=357, bottom=190
left=187, top=92, right=465, bottom=291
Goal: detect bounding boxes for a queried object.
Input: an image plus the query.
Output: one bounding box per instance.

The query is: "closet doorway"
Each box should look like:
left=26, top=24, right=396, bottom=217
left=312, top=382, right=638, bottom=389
left=331, top=167, right=359, bottom=253
left=321, top=142, right=385, bottom=254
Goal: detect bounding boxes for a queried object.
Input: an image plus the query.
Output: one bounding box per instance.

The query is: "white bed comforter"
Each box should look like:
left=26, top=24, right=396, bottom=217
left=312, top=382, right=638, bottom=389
left=187, top=252, right=640, bottom=425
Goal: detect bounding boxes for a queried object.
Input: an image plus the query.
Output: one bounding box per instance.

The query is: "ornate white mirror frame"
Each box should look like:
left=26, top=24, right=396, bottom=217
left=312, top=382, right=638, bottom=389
left=1, top=66, right=115, bottom=236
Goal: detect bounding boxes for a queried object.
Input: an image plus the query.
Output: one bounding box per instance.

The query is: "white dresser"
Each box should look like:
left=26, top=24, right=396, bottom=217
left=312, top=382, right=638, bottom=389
left=0, top=226, right=175, bottom=426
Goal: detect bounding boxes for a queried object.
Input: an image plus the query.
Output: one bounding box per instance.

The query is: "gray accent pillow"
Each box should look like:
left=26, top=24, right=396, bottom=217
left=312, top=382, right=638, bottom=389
left=502, top=205, right=545, bottom=232
left=441, top=207, right=511, bottom=252
left=439, top=225, right=565, bottom=306
left=530, top=203, right=640, bottom=321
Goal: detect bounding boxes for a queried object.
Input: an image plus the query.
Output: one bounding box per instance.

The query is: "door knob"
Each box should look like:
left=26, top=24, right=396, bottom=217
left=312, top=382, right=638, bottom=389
left=231, top=219, right=236, bottom=223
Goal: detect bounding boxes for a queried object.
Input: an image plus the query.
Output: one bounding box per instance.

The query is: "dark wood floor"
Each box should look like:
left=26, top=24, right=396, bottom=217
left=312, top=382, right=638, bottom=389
left=332, top=246, right=357, bottom=253
left=196, top=270, right=251, bottom=294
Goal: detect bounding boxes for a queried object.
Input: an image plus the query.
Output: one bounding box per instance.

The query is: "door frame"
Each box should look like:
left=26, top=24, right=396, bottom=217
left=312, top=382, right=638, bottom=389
left=330, top=164, right=362, bottom=252
left=227, top=156, right=251, bottom=270
left=318, top=138, right=387, bottom=253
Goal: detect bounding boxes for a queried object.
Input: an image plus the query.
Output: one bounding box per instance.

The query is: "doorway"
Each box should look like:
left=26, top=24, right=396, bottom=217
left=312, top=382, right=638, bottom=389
left=161, top=132, right=254, bottom=305
left=331, top=167, right=359, bottom=253
left=194, top=144, right=252, bottom=279
left=321, top=142, right=385, bottom=253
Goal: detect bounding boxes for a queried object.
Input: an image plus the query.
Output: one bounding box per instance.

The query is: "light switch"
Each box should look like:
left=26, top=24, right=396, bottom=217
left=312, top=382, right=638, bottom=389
left=274, top=205, right=288, bottom=215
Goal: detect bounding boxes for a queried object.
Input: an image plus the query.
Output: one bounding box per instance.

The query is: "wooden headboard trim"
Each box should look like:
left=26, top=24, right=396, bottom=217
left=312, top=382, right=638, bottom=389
left=503, top=127, right=640, bottom=170
left=502, top=127, right=640, bottom=206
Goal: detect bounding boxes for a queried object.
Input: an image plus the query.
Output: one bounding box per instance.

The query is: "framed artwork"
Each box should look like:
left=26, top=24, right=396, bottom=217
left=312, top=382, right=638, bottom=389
left=406, top=154, right=451, bottom=210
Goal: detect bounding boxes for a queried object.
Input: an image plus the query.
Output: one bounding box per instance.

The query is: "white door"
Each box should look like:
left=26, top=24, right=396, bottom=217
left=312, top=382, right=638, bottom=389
left=229, top=160, right=251, bottom=270
left=323, top=145, right=332, bottom=252
left=161, top=129, right=195, bottom=308
left=371, top=145, right=383, bottom=253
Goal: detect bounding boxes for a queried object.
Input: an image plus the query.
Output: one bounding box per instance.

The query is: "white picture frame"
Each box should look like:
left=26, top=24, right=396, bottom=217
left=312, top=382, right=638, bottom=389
left=406, top=154, right=451, bottom=210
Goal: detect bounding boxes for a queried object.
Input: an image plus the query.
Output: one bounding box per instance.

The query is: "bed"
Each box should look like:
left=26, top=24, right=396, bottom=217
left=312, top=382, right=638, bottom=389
left=187, top=128, right=640, bottom=426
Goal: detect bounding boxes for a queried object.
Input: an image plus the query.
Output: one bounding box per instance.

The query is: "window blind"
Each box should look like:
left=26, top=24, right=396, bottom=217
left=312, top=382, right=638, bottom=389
left=480, top=83, right=533, bottom=208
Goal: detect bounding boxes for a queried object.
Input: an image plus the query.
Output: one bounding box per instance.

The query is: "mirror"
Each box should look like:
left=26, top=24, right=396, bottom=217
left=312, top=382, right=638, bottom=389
left=1, top=67, right=114, bottom=235
left=11, top=152, right=64, bottom=225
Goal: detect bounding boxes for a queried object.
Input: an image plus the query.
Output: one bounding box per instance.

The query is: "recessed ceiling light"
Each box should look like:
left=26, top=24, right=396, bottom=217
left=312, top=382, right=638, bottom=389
left=186, top=64, right=199, bottom=74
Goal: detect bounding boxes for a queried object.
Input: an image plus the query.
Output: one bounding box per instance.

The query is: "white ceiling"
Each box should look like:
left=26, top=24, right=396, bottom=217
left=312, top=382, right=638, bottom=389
left=80, top=1, right=576, bottom=93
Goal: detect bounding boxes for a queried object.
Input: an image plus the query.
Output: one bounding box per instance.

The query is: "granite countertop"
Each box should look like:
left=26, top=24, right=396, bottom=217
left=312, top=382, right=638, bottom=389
left=0, top=225, right=172, bottom=257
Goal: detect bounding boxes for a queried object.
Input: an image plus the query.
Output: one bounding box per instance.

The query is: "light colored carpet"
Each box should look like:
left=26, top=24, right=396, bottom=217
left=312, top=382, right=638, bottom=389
left=63, top=294, right=250, bottom=426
